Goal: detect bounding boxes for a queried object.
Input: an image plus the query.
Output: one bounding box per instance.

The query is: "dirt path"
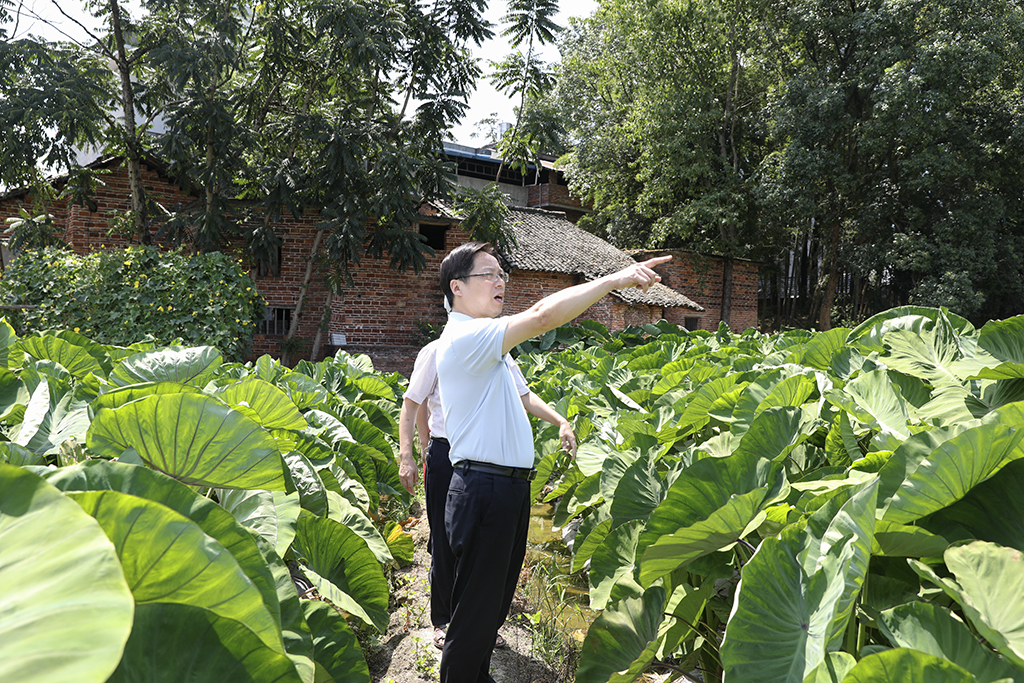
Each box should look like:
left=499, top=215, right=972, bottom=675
left=368, top=501, right=560, bottom=683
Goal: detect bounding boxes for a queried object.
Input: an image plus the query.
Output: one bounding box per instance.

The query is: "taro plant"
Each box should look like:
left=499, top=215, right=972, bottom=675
left=515, top=308, right=1024, bottom=683
left=0, top=319, right=413, bottom=683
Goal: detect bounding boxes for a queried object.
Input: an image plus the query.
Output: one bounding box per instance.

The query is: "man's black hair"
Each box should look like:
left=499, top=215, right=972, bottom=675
left=439, top=241, right=499, bottom=309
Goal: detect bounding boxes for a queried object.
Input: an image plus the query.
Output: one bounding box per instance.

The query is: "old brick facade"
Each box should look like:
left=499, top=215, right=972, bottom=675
left=0, top=156, right=759, bottom=376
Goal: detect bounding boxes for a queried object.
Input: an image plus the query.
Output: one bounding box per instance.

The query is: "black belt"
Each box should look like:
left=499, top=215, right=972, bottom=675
left=430, top=436, right=449, bottom=445
left=460, top=460, right=536, bottom=481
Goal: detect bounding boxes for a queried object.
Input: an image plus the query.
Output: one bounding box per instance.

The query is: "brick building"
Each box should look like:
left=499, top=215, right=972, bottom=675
left=0, top=150, right=758, bottom=375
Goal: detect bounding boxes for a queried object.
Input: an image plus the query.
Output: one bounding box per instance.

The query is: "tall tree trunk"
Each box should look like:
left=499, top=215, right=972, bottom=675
left=309, top=288, right=334, bottom=361
left=818, top=219, right=841, bottom=330
left=283, top=227, right=324, bottom=366
left=109, top=0, right=149, bottom=245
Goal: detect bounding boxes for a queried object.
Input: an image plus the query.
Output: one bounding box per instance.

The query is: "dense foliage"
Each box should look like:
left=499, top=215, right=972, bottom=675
left=0, top=246, right=265, bottom=361
left=0, top=321, right=414, bottom=682
left=552, top=0, right=1024, bottom=328
left=514, top=308, right=1024, bottom=682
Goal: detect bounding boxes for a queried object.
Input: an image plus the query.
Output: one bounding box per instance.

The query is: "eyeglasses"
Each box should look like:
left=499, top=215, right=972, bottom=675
left=461, top=270, right=510, bottom=283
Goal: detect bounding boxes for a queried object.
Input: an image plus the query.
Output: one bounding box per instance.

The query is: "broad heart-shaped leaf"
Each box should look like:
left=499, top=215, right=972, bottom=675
left=843, top=648, right=977, bottom=683
left=872, top=520, right=950, bottom=558
left=720, top=480, right=878, bottom=683
left=0, top=464, right=133, bottom=683
left=608, top=454, right=667, bottom=527
left=20, top=333, right=106, bottom=378
left=292, top=513, right=390, bottom=632
left=14, top=383, right=90, bottom=455
left=880, top=423, right=1022, bottom=524
left=87, top=392, right=287, bottom=490
left=803, top=652, right=857, bottom=683
left=109, top=345, right=223, bottom=388
left=45, top=461, right=283, bottom=632
left=217, top=487, right=300, bottom=559
left=325, top=490, right=394, bottom=566
left=943, top=541, right=1024, bottom=669
left=303, top=600, right=370, bottom=683
left=0, top=366, right=28, bottom=421
left=589, top=520, right=644, bottom=610
left=734, top=404, right=823, bottom=463
left=285, top=451, right=329, bottom=516
left=971, top=315, right=1024, bottom=380
left=675, top=373, right=748, bottom=434
left=216, top=377, right=308, bottom=430
left=70, top=490, right=285, bottom=653
left=882, top=324, right=965, bottom=387
left=826, top=369, right=911, bottom=440
left=639, top=449, right=778, bottom=555
left=878, top=602, right=1023, bottom=683
left=924, top=457, right=1024, bottom=553
left=106, top=603, right=302, bottom=683
left=847, top=306, right=974, bottom=353
left=0, top=317, right=17, bottom=367
left=639, top=488, right=766, bottom=587
left=575, top=587, right=667, bottom=683
left=91, top=381, right=205, bottom=413
left=786, top=327, right=851, bottom=371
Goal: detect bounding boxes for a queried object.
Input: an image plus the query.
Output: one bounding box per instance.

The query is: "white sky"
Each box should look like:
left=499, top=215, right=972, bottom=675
left=7, top=0, right=597, bottom=147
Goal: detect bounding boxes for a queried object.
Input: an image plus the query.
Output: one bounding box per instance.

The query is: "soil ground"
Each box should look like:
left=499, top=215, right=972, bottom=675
left=365, top=499, right=562, bottom=683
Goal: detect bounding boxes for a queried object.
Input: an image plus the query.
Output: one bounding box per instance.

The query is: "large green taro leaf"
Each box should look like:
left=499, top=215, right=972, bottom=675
left=292, top=513, right=390, bottom=632
left=878, top=602, right=1022, bottom=683
left=720, top=480, right=878, bottom=683
left=13, top=381, right=90, bottom=455
left=304, top=601, right=370, bottom=683
left=20, top=334, right=106, bottom=379
left=216, top=377, right=308, bottom=430
left=924, top=457, right=1024, bottom=552
left=575, top=587, right=667, bottom=683
left=285, top=450, right=329, bottom=516
left=608, top=454, right=667, bottom=527
left=880, top=423, right=1021, bottom=524
left=106, top=603, right=302, bottom=683
left=882, top=322, right=965, bottom=387
left=935, top=541, right=1024, bottom=669
left=109, top=345, right=223, bottom=388
left=90, top=381, right=205, bottom=413
left=675, top=373, right=747, bottom=434
left=253, top=535, right=314, bottom=681
left=638, top=449, right=777, bottom=557
left=589, top=520, right=644, bottom=610
left=843, top=648, right=977, bottom=683
left=0, top=317, right=17, bottom=367
left=972, top=315, right=1024, bottom=380
left=786, top=327, right=851, bottom=371
left=69, top=489, right=285, bottom=653
left=87, top=392, right=287, bottom=490
left=826, top=369, right=911, bottom=440
left=734, top=404, right=822, bottom=463
left=0, top=464, right=134, bottom=683
left=217, top=487, right=300, bottom=559
left=45, top=461, right=283, bottom=631
left=847, top=307, right=974, bottom=353
left=639, top=488, right=766, bottom=586
left=325, top=491, right=393, bottom=566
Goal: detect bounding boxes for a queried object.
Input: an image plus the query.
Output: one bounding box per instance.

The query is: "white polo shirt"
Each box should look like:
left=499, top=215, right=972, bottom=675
left=406, top=338, right=529, bottom=441
left=436, top=313, right=534, bottom=468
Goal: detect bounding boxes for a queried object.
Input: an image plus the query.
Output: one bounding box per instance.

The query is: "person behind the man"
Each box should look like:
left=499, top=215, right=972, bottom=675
left=435, top=241, right=670, bottom=683
left=397, top=338, right=577, bottom=651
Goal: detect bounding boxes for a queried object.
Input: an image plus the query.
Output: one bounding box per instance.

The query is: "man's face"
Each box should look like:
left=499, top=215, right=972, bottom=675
left=450, top=251, right=506, bottom=319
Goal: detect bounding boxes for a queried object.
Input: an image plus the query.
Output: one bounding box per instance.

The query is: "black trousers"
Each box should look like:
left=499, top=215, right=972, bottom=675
left=440, top=467, right=531, bottom=683
left=425, top=437, right=455, bottom=627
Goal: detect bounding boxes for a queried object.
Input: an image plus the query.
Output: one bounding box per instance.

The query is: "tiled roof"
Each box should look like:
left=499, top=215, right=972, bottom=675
left=501, top=207, right=703, bottom=311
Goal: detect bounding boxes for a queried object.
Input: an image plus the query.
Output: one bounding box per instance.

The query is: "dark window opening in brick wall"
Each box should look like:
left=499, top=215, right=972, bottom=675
left=419, top=223, right=447, bottom=251
left=257, top=244, right=284, bottom=277
left=684, top=317, right=701, bottom=331
left=260, top=306, right=293, bottom=335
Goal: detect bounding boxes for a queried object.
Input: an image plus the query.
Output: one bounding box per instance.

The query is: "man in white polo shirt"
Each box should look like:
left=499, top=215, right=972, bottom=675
left=435, top=241, right=670, bottom=683
left=397, top=338, right=576, bottom=650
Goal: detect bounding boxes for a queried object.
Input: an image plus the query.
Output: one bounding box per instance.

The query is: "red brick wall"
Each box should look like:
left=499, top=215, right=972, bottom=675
left=638, top=250, right=760, bottom=332
left=0, top=161, right=757, bottom=376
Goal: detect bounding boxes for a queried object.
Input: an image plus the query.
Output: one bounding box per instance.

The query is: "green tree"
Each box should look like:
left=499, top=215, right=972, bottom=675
left=759, top=0, right=1024, bottom=328
left=0, top=0, right=493, bottom=359
left=553, top=0, right=778, bottom=324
